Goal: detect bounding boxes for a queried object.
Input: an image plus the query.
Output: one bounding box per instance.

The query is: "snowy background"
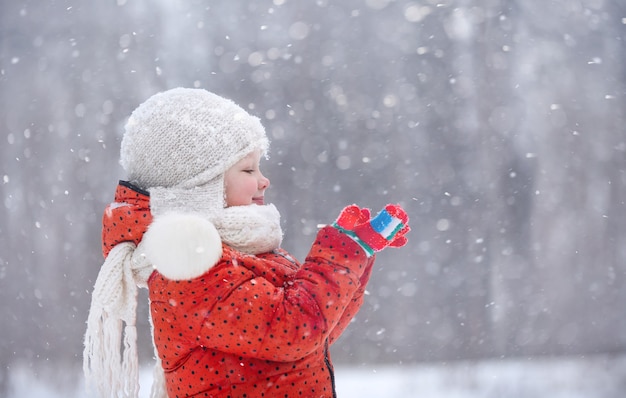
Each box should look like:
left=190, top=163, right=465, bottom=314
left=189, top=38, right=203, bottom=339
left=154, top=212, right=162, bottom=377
left=1, top=0, right=626, bottom=396
left=7, top=354, right=626, bottom=397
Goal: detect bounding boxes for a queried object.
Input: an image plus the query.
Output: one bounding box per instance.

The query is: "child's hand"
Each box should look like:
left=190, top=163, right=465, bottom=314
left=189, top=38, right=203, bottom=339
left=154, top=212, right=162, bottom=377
left=334, top=204, right=371, bottom=230
left=332, top=204, right=410, bottom=256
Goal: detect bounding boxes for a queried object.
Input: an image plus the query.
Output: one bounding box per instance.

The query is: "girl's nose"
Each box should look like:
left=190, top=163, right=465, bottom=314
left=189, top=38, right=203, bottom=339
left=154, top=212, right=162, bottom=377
left=259, top=174, right=270, bottom=190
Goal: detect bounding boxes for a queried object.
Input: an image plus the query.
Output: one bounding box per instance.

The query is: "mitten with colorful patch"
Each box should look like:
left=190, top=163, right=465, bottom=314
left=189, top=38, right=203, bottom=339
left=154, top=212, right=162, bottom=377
left=333, top=204, right=410, bottom=256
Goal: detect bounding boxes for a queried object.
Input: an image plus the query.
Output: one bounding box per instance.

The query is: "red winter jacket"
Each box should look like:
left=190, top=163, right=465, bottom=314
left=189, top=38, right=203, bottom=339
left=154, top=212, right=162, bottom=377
left=102, top=181, right=374, bottom=398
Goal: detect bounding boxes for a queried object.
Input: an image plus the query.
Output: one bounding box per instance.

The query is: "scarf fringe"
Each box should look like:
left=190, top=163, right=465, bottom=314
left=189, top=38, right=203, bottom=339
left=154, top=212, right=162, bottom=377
left=83, top=242, right=167, bottom=397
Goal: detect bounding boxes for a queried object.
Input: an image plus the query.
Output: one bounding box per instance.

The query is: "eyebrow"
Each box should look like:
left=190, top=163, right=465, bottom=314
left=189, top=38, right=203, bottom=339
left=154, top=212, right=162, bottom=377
left=239, top=160, right=256, bottom=168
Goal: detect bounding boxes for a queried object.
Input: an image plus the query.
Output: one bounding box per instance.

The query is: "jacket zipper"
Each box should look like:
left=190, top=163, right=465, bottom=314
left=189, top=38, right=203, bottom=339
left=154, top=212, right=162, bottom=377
left=324, top=339, right=337, bottom=398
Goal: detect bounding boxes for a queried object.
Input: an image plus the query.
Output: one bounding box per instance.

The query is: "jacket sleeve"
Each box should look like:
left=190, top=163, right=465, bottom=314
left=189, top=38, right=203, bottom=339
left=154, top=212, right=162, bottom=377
left=328, top=255, right=375, bottom=345
left=153, top=226, right=371, bottom=363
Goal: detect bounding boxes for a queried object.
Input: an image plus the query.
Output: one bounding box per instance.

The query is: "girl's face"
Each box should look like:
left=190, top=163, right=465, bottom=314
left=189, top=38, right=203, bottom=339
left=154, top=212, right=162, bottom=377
left=224, top=150, right=270, bottom=207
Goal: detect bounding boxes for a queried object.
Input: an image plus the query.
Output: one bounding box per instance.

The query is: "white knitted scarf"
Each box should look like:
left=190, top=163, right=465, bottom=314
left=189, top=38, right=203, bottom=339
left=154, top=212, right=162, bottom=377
left=83, top=240, right=167, bottom=398
left=212, top=203, right=283, bottom=255
left=83, top=204, right=282, bottom=398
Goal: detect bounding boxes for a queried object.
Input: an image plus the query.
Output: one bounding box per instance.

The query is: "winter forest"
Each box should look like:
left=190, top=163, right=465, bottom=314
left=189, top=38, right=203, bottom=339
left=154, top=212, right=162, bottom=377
left=1, top=0, right=626, bottom=397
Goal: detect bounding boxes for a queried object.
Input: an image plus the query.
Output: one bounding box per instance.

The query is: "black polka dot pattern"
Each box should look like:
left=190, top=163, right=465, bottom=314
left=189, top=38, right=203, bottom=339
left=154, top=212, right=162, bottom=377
left=149, top=226, right=374, bottom=397
left=101, top=181, right=152, bottom=258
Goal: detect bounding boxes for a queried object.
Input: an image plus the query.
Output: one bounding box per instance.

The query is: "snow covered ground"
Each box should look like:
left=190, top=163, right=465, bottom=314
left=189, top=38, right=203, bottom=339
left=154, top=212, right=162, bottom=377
left=7, top=353, right=626, bottom=397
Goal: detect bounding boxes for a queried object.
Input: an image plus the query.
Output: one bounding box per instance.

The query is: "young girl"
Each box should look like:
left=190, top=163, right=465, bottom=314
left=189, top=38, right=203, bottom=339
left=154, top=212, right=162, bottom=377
left=84, top=88, right=410, bottom=398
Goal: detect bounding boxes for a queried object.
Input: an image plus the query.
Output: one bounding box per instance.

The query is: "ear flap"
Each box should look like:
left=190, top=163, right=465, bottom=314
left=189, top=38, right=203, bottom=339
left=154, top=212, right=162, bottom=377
left=140, top=212, right=222, bottom=280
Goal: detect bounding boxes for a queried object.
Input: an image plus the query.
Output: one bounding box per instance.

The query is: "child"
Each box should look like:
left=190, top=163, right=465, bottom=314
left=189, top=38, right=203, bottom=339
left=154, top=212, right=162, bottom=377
left=83, top=88, right=410, bottom=398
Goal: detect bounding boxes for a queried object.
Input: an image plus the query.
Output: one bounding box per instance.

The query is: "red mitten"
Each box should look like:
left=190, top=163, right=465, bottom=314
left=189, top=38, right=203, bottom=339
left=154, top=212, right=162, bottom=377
left=333, top=204, right=410, bottom=256
left=334, top=204, right=371, bottom=230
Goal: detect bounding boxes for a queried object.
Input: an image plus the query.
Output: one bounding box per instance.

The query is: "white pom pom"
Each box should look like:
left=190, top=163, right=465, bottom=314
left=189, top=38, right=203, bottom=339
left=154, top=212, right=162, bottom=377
left=141, top=212, right=222, bottom=280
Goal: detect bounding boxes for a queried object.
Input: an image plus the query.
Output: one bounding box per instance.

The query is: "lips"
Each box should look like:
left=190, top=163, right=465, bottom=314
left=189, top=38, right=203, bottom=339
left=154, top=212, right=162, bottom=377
left=252, top=197, right=265, bottom=205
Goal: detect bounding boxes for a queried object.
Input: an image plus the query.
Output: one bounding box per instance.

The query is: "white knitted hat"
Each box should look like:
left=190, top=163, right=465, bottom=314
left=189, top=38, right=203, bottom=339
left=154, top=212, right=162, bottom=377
left=120, top=87, right=269, bottom=217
